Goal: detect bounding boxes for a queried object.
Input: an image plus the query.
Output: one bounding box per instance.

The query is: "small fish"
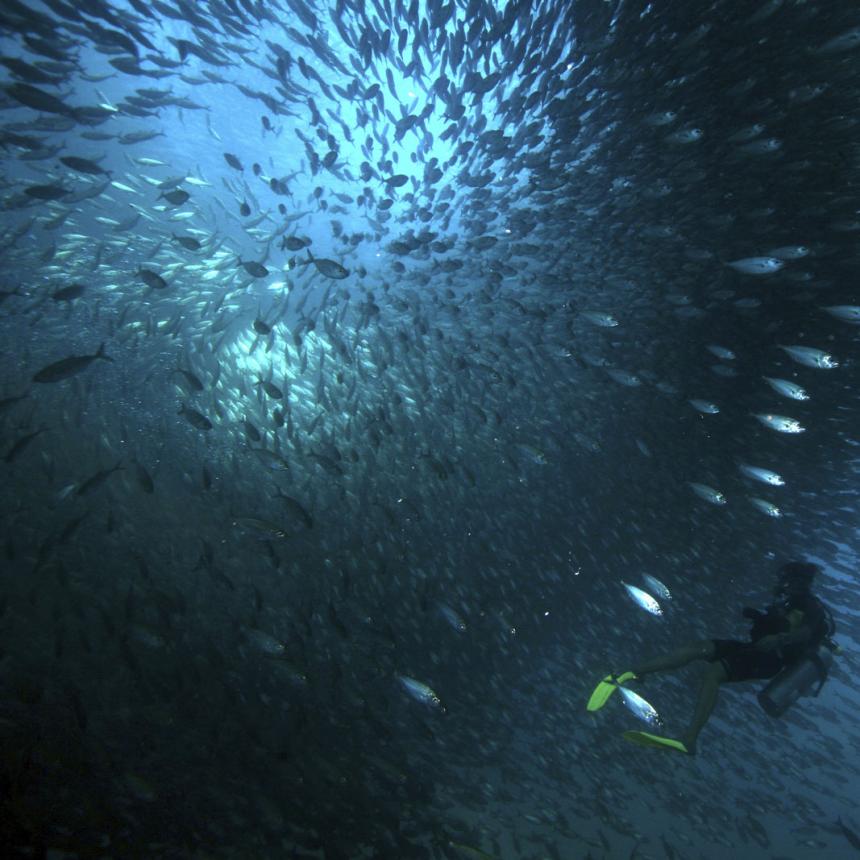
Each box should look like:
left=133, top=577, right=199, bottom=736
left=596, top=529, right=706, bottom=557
left=622, top=582, right=663, bottom=616
left=3, top=427, right=46, bottom=464
left=134, top=462, right=154, bottom=494
left=243, top=628, right=286, bottom=657
left=642, top=574, right=671, bottom=601
left=778, top=345, right=838, bottom=369
left=397, top=675, right=445, bottom=711
left=300, top=250, right=349, bottom=279
left=272, top=490, right=311, bottom=526
left=281, top=235, right=309, bottom=251
left=752, top=413, right=805, bottom=434
left=822, top=305, right=860, bottom=324
left=606, top=369, right=641, bottom=387
left=232, top=517, right=287, bottom=538
left=178, top=403, right=212, bottom=431
left=139, top=269, right=168, bottom=290
left=815, top=27, right=860, bottom=55
left=158, top=189, right=189, bottom=205
left=172, top=234, right=201, bottom=251
left=727, top=257, right=784, bottom=275
left=51, top=283, right=86, bottom=302
left=255, top=379, right=283, bottom=399
left=706, top=345, right=735, bottom=360
left=25, top=183, right=70, bottom=200
left=243, top=418, right=261, bottom=442
left=33, top=343, right=112, bottom=383
left=237, top=259, right=268, bottom=278
left=60, top=155, right=110, bottom=176
left=727, top=123, right=765, bottom=142
left=54, top=482, right=77, bottom=503
left=173, top=367, right=203, bottom=392
left=438, top=603, right=467, bottom=632
left=689, top=399, right=719, bottom=414
left=736, top=137, right=781, bottom=154
left=645, top=110, right=677, bottom=126
left=447, top=842, right=498, bottom=860
left=768, top=245, right=810, bottom=260
left=76, top=461, right=123, bottom=496
left=619, top=687, right=663, bottom=728
left=581, top=311, right=619, bottom=327
left=0, top=391, right=29, bottom=414
left=251, top=448, right=291, bottom=471
left=748, top=497, right=782, bottom=518
left=515, top=443, right=546, bottom=464
left=110, top=180, right=138, bottom=194
left=665, top=128, right=703, bottom=144
left=688, top=482, right=727, bottom=505
left=738, top=464, right=785, bottom=486
left=762, top=377, right=810, bottom=400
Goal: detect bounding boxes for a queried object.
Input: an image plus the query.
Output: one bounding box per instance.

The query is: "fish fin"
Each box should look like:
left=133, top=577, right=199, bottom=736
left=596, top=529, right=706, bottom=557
left=96, top=342, right=113, bottom=362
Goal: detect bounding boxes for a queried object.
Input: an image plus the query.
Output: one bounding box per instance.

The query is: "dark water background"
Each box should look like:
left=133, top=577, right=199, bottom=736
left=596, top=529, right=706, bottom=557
left=1, top=0, right=859, bottom=857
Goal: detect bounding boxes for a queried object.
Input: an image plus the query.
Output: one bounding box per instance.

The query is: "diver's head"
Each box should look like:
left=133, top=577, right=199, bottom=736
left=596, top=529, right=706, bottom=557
left=774, top=561, right=819, bottom=598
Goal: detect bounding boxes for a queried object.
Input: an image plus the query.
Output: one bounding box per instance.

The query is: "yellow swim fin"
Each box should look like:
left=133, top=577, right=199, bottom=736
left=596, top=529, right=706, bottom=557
left=622, top=730, right=690, bottom=754
left=586, top=671, right=637, bottom=712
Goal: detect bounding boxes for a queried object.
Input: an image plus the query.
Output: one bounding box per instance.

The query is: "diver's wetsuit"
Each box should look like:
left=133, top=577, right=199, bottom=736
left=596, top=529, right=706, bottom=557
left=709, top=594, right=828, bottom=682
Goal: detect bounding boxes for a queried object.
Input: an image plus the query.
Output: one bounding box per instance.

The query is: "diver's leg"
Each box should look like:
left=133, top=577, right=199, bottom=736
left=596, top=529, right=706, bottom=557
left=679, top=659, right=727, bottom=755
left=630, top=640, right=715, bottom=678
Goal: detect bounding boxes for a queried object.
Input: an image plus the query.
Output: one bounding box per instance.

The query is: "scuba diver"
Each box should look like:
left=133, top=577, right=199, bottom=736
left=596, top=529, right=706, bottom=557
left=587, top=561, right=838, bottom=755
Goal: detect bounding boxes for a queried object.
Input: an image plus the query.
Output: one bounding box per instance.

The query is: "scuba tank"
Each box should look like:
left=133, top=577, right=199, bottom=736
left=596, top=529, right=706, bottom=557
left=757, top=642, right=835, bottom=718
left=757, top=601, right=840, bottom=718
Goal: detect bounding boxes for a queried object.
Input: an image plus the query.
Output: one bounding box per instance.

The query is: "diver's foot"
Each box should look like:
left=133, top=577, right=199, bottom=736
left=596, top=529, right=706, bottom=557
left=622, top=731, right=692, bottom=755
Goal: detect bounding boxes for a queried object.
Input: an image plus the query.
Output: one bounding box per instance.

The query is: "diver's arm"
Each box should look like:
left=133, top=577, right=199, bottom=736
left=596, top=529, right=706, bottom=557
left=755, top=626, right=812, bottom=652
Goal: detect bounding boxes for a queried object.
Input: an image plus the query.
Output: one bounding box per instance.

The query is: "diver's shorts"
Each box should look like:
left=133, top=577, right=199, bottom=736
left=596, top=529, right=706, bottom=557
left=709, top=639, right=785, bottom=683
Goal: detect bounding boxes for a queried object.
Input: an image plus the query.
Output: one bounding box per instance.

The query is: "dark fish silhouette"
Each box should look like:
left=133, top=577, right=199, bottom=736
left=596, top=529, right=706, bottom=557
left=33, top=343, right=113, bottom=383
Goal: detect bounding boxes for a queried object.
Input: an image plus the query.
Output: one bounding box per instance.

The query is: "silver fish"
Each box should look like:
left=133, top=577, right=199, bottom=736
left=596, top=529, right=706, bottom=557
left=622, top=582, right=662, bottom=616
left=748, top=497, right=782, bottom=518
left=642, top=574, right=672, bottom=601
left=619, top=687, right=663, bottom=728
left=706, top=345, right=735, bottom=360
left=398, top=675, right=445, bottom=711
left=726, top=256, right=784, bottom=275
left=738, top=464, right=785, bottom=486
left=438, top=603, right=467, bottom=633
left=768, top=245, right=810, bottom=260
left=762, top=377, right=810, bottom=400
left=581, top=311, right=619, bottom=327
left=778, top=345, right=838, bottom=369
left=689, top=399, right=720, bottom=414
left=821, top=305, right=860, bottom=324
left=688, top=482, right=727, bottom=505
left=752, top=413, right=805, bottom=434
